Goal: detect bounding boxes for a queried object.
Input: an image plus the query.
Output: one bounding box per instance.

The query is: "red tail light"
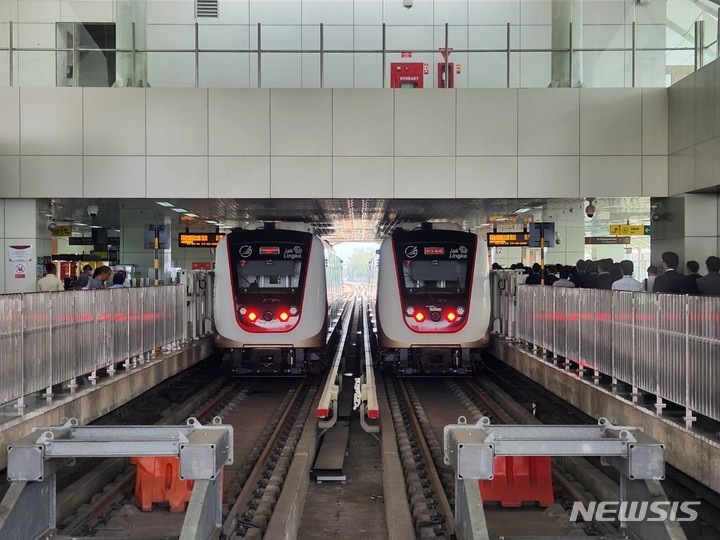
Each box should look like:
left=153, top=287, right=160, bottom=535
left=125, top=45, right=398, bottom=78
left=279, top=311, right=290, bottom=322
left=247, top=311, right=258, bottom=322
left=446, top=311, right=457, bottom=322
left=414, top=312, right=425, bottom=323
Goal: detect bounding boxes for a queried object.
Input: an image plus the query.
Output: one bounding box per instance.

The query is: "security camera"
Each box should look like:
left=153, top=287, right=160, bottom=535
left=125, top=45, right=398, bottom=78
left=651, top=212, right=662, bottom=223
left=585, top=199, right=596, bottom=218
left=87, top=204, right=99, bottom=218
left=48, top=222, right=58, bottom=232
left=403, top=0, right=413, bottom=8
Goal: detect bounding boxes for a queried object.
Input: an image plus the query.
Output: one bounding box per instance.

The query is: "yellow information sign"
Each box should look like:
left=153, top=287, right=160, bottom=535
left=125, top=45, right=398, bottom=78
left=51, top=225, right=73, bottom=237
left=610, top=224, right=646, bottom=236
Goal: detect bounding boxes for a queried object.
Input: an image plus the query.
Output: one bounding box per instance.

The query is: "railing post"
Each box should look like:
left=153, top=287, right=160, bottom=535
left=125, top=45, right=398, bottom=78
left=631, top=21, right=636, bottom=88
left=72, top=22, right=79, bottom=87
left=444, top=22, right=449, bottom=88
left=195, top=22, right=199, bottom=88
left=654, top=295, right=664, bottom=415
left=694, top=20, right=704, bottom=71
left=382, top=23, right=386, bottom=88
left=568, top=22, right=573, bottom=87
left=131, top=22, right=137, bottom=87
left=9, top=21, right=13, bottom=87
left=257, top=22, right=262, bottom=88
left=684, top=298, right=695, bottom=429
left=506, top=22, right=511, bottom=88
left=320, top=23, right=324, bottom=88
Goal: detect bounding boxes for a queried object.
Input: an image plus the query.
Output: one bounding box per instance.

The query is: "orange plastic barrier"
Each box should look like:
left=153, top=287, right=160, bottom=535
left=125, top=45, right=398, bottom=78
left=478, top=456, right=554, bottom=507
left=130, top=457, right=195, bottom=512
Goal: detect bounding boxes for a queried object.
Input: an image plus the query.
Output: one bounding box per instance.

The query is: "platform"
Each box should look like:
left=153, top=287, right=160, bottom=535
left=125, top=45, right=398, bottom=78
left=0, top=338, right=213, bottom=471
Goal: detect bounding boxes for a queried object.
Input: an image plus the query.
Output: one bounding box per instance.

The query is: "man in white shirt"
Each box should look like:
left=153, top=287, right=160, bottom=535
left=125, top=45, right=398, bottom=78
left=612, top=260, right=644, bottom=292
left=37, top=262, right=65, bottom=292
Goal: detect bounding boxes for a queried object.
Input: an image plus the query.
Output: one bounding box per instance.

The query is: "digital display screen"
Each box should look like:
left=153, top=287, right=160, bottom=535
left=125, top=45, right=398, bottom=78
left=178, top=233, right=225, bottom=248
left=487, top=232, right=530, bottom=247
left=259, top=246, right=281, bottom=255
left=423, top=247, right=445, bottom=256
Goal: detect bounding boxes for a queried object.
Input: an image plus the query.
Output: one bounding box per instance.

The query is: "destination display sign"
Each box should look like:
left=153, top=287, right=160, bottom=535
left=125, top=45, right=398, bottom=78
left=178, top=233, right=225, bottom=248
left=586, top=236, right=631, bottom=245
left=487, top=232, right=530, bottom=247
left=609, top=224, right=650, bottom=236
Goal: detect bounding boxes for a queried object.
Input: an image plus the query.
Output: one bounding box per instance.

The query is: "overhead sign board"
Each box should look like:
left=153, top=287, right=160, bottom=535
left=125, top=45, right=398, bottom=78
left=487, top=232, right=530, bottom=247
left=178, top=232, right=225, bottom=248
left=609, top=224, right=650, bottom=236
left=528, top=222, right=555, bottom=248
left=51, top=225, right=72, bottom=237
left=586, top=236, right=631, bottom=245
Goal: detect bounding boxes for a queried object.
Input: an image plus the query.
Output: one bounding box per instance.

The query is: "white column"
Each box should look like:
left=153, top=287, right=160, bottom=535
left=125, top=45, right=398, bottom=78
left=2, top=199, right=52, bottom=294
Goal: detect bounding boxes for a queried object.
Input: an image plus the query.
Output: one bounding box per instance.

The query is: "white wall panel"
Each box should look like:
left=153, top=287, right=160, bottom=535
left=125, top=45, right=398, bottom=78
left=84, top=88, right=145, bottom=156
left=17, top=51, right=55, bottom=87
left=147, top=89, right=208, bottom=156
left=353, top=53, right=383, bottom=88
left=518, top=156, right=579, bottom=197
left=642, top=156, right=668, bottom=197
left=580, top=156, right=641, bottom=196
left=147, top=52, right=196, bottom=88
left=519, top=0, right=551, bottom=25
left=642, top=88, right=668, bottom=155
left=385, top=25, right=434, bottom=50
left=0, top=156, right=20, bottom=197
left=395, top=157, right=455, bottom=198
left=198, top=24, right=250, bottom=50
left=333, top=157, right=393, bottom=198
left=250, top=1, right=301, bottom=25
left=580, top=89, right=641, bottom=155
left=21, top=156, right=82, bottom=197
left=518, top=89, right=579, bottom=156
left=18, top=0, right=59, bottom=22
left=395, top=90, right=455, bottom=156
left=583, top=0, right=625, bottom=24
left=668, top=147, right=694, bottom=196
left=0, top=87, right=19, bottom=155
left=21, top=88, right=82, bottom=155
left=302, top=1, right=353, bottom=25
left=468, top=0, right=520, bottom=25
left=200, top=53, right=251, bottom=88
left=383, top=0, right=433, bottom=25
left=434, top=1, right=471, bottom=25
left=209, top=89, right=270, bottom=155
left=146, top=24, right=195, bottom=49
left=271, top=89, right=332, bottom=155
left=209, top=156, right=270, bottom=198
left=147, top=156, right=208, bottom=198
left=60, top=1, right=113, bottom=22
left=694, top=136, right=719, bottom=191
left=83, top=156, right=145, bottom=198
left=457, top=89, right=517, bottom=156
left=668, top=74, right=695, bottom=154
left=519, top=25, right=551, bottom=88
left=146, top=0, right=195, bottom=24
left=684, top=194, right=719, bottom=238
left=16, top=22, right=55, bottom=48
left=333, top=89, right=393, bottom=156
left=270, top=157, right=331, bottom=197
left=354, top=0, right=382, bottom=25
left=4, top=199, right=35, bottom=238
left=694, top=63, right=716, bottom=145
left=456, top=156, right=517, bottom=197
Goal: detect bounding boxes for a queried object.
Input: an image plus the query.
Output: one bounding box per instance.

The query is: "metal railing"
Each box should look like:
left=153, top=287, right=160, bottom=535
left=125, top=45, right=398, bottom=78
left=0, top=18, right=716, bottom=88
left=0, top=285, right=185, bottom=409
left=506, top=284, right=720, bottom=429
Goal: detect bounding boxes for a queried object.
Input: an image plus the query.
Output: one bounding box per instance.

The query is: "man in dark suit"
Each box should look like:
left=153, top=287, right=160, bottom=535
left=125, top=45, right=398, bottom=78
left=697, top=256, right=720, bottom=296
left=593, top=259, right=617, bottom=290
left=653, top=251, right=690, bottom=294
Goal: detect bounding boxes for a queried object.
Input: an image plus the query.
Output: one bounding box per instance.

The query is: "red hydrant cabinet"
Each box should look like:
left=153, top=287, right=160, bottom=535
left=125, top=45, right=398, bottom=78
left=390, top=62, right=424, bottom=88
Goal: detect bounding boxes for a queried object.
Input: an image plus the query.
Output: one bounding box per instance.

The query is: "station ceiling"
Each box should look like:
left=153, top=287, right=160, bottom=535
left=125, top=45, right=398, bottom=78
left=45, top=197, right=653, bottom=244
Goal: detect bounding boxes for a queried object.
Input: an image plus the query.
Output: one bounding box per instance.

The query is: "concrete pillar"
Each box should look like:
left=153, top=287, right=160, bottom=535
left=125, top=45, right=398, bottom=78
left=551, top=0, right=583, bottom=87
left=1, top=199, right=52, bottom=294
left=650, top=194, right=720, bottom=272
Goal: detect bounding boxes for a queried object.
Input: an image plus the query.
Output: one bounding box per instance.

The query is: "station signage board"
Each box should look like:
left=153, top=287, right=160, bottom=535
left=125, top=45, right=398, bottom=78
left=586, top=236, right=631, bottom=245
left=178, top=232, right=226, bottom=248
left=609, top=224, right=650, bottom=236
left=487, top=232, right=530, bottom=247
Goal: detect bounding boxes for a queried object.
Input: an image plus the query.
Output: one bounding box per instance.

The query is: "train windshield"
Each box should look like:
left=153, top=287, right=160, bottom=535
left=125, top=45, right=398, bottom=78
left=230, top=240, right=309, bottom=295
left=395, top=238, right=474, bottom=296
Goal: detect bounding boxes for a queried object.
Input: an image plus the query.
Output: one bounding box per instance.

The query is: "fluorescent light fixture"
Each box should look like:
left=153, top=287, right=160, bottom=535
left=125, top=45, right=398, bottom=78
left=89, top=225, right=103, bottom=229
left=205, top=220, right=219, bottom=225
left=184, top=213, right=199, bottom=218
left=171, top=208, right=188, bottom=213
left=73, top=222, right=87, bottom=226
left=495, top=217, right=508, bottom=222
left=514, top=208, right=530, bottom=214
left=156, top=201, right=174, bottom=207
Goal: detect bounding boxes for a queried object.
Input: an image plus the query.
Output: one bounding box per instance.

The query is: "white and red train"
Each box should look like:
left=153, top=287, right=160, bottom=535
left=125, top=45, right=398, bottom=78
left=375, top=223, right=490, bottom=375
left=213, top=222, right=344, bottom=375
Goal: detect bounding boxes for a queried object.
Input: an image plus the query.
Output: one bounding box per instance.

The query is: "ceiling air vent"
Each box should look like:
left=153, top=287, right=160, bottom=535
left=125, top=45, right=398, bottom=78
left=196, top=0, right=218, bottom=18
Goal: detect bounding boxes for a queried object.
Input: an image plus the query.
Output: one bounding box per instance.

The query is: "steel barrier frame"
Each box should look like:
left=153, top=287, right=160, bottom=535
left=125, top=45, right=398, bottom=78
left=0, top=285, right=187, bottom=410
left=499, top=283, right=720, bottom=429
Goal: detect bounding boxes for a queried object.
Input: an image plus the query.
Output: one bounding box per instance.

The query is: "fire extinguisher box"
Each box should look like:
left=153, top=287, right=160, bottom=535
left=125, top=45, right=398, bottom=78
left=438, top=62, right=454, bottom=88
left=390, top=62, right=424, bottom=88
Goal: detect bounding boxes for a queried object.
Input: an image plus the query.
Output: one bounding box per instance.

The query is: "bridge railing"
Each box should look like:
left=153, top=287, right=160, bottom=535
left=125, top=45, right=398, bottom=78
left=0, top=285, right=186, bottom=409
left=490, top=272, right=720, bottom=429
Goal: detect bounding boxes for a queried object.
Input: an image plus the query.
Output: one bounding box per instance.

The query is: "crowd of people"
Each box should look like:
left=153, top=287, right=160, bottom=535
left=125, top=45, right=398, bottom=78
left=492, top=251, right=720, bottom=296
left=36, top=263, right=126, bottom=292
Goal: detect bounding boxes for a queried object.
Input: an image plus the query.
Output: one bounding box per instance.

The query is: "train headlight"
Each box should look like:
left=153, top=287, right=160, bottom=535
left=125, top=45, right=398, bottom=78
left=239, top=307, right=247, bottom=315
left=289, top=306, right=299, bottom=316
left=456, top=306, right=466, bottom=316
left=247, top=311, right=258, bottom=322
left=414, top=311, right=425, bottom=322
left=446, top=311, right=457, bottom=322
left=279, top=311, right=290, bottom=322
left=405, top=306, right=415, bottom=316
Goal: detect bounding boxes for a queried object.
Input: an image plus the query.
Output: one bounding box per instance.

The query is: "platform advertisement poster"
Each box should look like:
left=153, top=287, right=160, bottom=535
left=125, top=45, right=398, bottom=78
left=8, top=245, right=32, bottom=262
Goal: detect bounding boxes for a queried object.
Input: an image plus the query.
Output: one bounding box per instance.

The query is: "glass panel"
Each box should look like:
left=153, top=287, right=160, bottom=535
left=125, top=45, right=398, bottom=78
left=353, top=52, right=382, bottom=88
left=320, top=52, right=354, bottom=88
left=18, top=51, right=55, bottom=86
left=199, top=52, right=249, bottom=88
left=146, top=52, right=195, bottom=87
